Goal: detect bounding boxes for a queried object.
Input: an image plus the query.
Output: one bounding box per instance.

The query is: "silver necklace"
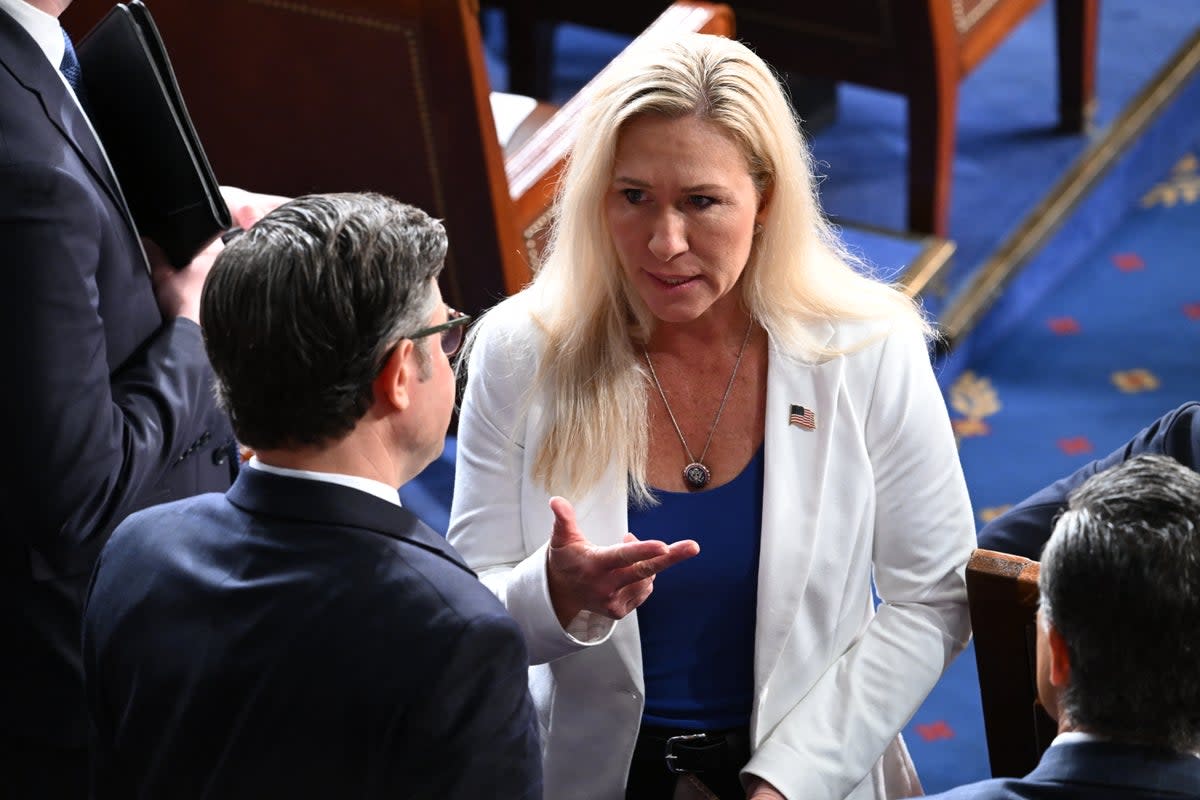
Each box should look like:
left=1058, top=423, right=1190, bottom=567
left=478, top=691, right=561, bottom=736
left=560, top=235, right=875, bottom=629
left=642, top=320, right=754, bottom=491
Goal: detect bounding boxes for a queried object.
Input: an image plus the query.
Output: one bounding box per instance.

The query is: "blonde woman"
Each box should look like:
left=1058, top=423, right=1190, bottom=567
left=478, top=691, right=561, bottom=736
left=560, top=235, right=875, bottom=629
left=448, top=33, right=975, bottom=800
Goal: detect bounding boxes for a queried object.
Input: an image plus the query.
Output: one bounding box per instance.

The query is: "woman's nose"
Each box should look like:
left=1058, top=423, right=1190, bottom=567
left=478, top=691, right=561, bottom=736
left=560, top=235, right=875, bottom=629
left=647, top=210, right=688, bottom=262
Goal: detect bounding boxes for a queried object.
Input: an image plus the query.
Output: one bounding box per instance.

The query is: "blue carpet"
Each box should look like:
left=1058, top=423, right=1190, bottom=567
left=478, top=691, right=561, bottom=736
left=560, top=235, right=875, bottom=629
left=950, top=146, right=1200, bottom=525
left=401, top=5, right=1200, bottom=794
left=946, top=68, right=1200, bottom=387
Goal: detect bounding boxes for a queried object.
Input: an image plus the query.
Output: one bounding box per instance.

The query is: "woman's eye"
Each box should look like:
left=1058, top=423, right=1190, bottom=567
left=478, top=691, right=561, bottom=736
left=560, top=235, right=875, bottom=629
left=688, top=195, right=716, bottom=209
left=622, top=188, right=646, bottom=204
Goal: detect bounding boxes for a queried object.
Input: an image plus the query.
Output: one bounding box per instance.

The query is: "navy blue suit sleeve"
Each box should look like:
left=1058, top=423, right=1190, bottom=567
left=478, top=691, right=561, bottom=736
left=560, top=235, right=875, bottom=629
left=0, top=162, right=225, bottom=568
left=978, top=402, right=1200, bottom=559
left=406, top=611, right=542, bottom=799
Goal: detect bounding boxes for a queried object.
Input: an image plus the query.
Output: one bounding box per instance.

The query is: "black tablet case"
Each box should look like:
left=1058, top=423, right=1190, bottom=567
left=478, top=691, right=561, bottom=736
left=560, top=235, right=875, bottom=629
left=77, top=1, right=231, bottom=267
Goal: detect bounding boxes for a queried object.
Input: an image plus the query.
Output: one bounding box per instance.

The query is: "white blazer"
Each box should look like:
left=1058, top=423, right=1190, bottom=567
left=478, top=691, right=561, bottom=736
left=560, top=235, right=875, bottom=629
left=448, top=298, right=975, bottom=800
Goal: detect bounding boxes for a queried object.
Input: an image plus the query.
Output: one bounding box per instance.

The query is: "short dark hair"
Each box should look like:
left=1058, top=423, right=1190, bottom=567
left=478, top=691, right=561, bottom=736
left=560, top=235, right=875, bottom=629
left=1040, top=454, right=1200, bottom=753
left=201, top=193, right=446, bottom=449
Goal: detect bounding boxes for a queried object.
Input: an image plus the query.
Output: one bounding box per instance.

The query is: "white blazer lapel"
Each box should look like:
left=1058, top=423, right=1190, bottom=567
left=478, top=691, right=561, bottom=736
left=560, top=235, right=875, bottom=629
left=754, top=325, right=841, bottom=692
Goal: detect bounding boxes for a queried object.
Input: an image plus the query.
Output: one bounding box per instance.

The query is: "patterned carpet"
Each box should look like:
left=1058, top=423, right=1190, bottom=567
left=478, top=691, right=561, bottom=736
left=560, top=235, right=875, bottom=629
left=951, top=151, right=1200, bottom=521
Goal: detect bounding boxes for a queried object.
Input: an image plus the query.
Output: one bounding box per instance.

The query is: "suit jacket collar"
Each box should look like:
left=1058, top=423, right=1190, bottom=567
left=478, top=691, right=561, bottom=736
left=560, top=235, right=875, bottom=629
left=1030, top=740, right=1200, bottom=795
left=226, top=467, right=474, bottom=577
left=0, top=9, right=135, bottom=239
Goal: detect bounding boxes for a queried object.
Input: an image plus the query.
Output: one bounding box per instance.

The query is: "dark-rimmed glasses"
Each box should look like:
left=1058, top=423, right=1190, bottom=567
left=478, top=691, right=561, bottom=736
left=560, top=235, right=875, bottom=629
left=402, top=307, right=471, bottom=358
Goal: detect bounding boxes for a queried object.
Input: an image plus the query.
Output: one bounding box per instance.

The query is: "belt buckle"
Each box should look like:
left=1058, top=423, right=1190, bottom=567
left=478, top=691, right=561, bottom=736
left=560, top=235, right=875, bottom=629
left=664, top=733, right=711, bottom=774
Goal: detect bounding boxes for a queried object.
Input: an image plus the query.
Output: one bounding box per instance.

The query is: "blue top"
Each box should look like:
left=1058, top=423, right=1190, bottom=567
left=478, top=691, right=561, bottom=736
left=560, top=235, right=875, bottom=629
left=629, top=445, right=765, bottom=729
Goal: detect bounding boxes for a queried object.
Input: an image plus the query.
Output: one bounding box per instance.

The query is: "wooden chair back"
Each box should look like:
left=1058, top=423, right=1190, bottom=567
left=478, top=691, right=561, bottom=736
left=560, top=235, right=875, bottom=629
left=966, top=547, right=1058, bottom=777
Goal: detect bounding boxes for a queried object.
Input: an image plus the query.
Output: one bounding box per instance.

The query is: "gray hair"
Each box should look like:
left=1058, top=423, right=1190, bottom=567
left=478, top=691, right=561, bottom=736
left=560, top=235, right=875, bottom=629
left=201, top=193, right=445, bottom=449
left=1040, top=453, right=1200, bottom=753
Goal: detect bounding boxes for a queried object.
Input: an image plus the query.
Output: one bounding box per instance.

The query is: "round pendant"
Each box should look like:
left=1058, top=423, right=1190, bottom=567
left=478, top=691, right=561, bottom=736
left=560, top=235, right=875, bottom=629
left=682, top=462, right=711, bottom=490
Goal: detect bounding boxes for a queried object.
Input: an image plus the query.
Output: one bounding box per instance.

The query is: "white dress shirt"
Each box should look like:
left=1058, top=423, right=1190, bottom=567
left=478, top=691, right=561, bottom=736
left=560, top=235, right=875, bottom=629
left=1050, top=731, right=1102, bottom=747
left=248, top=456, right=402, bottom=507
left=0, top=0, right=86, bottom=108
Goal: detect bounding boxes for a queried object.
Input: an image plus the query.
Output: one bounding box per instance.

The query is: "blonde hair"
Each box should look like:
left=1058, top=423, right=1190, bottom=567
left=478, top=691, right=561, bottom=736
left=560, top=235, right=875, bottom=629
left=470, top=33, right=930, bottom=503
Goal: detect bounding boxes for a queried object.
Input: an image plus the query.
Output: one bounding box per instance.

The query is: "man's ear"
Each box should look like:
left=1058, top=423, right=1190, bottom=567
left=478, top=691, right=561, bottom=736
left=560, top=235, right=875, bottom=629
left=373, top=340, right=413, bottom=412
left=1046, top=621, right=1072, bottom=689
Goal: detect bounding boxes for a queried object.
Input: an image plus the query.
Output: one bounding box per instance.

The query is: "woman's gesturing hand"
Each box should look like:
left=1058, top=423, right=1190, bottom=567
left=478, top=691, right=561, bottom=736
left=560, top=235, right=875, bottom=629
left=545, top=496, right=699, bottom=628
left=745, top=777, right=786, bottom=800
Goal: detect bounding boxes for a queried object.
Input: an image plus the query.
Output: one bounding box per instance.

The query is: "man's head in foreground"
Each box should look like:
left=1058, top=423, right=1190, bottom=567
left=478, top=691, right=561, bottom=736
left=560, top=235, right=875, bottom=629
left=201, top=192, right=465, bottom=485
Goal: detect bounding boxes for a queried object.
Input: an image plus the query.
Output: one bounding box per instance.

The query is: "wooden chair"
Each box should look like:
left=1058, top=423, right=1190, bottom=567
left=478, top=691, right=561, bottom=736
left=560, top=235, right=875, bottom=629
left=493, top=0, right=1097, bottom=238
left=63, top=0, right=734, bottom=315
left=966, top=547, right=1058, bottom=777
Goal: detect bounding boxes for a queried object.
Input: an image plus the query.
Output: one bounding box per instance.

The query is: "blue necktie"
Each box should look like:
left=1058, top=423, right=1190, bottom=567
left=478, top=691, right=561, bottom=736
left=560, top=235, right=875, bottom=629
left=59, top=28, right=85, bottom=100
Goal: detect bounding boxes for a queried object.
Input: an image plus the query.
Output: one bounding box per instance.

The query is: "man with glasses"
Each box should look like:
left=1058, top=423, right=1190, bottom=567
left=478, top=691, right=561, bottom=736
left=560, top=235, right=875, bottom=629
left=80, top=193, right=541, bottom=798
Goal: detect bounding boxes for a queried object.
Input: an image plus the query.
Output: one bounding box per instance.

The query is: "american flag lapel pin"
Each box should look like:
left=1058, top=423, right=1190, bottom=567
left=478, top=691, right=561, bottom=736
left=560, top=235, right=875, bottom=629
left=789, top=404, right=816, bottom=431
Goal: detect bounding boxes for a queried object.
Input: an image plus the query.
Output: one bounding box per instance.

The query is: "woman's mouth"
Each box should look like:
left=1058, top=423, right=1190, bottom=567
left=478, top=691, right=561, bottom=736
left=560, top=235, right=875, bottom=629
left=648, top=272, right=698, bottom=287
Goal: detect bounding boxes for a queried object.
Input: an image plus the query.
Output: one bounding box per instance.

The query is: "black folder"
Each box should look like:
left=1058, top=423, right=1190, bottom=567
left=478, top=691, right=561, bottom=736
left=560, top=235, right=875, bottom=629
left=77, top=1, right=230, bottom=267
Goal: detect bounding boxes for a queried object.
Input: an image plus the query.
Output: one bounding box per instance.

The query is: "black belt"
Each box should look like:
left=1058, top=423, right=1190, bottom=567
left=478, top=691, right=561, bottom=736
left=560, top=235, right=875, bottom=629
left=633, top=724, right=751, bottom=775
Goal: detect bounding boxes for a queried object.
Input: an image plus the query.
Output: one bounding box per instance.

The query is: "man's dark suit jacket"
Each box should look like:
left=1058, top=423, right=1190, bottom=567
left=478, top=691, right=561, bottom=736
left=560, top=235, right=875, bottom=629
left=82, top=467, right=542, bottom=799
left=924, top=740, right=1200, bottom=799
left=0, top=5, right=234, bottom=772
left=978, top=401, right=1200, bottom=559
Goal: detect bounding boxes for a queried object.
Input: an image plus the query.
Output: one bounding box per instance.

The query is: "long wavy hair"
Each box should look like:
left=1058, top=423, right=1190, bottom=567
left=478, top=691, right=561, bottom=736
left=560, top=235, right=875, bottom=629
left=468, top=33, right=930, bottom=503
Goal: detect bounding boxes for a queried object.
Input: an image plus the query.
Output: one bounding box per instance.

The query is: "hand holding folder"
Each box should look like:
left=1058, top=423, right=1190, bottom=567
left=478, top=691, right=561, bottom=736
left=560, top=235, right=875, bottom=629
left=142, top=184, right=289, bottom=324
left=77, top=0, right=232, bottom=268
left=220, top=186, right=292, bottom=232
